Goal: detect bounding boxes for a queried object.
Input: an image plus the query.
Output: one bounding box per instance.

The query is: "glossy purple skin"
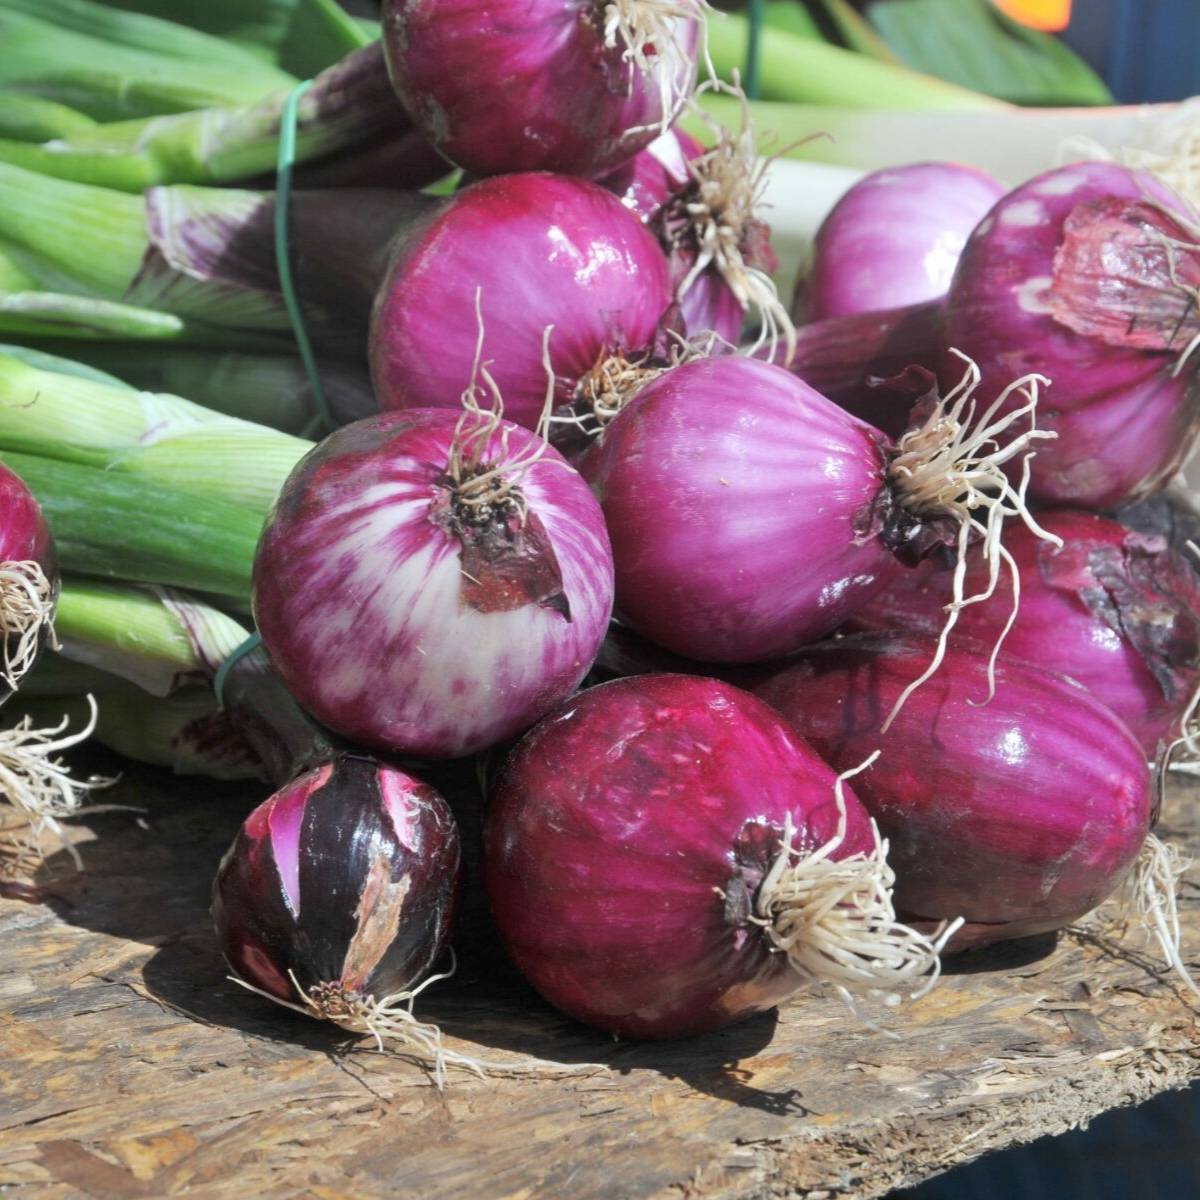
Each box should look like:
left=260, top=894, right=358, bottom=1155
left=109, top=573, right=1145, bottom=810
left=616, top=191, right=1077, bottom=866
left=370, top=173, right=675, bottom=431
left=382, top=0, right=699, bottom=177
left=847, top=511, right=1200, bottom=757
left=253, top=410, right=614, bottom=759
left=942, top=161, right=1200, bottom=509
left=0, top=460, right=57, bottom=703
left=755, top=635, right=1151, bottom=949
left=601, top=126, right=703, bottom=222
left=578, top=357, right=901, bottom=662
left=484, top=674, right=875, bottom=1039
left=213, top=757, right=461, bottom=1005
left=802, top=163, right=1004, bottom=323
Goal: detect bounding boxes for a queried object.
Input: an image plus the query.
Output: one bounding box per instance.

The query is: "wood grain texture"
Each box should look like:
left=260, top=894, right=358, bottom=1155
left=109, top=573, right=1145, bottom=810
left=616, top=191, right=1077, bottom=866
left=2, top=761, right=1198, bottom=1200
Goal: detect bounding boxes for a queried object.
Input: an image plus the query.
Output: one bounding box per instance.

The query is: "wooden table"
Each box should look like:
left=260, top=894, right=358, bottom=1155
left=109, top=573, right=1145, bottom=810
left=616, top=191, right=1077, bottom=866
left=2, top=765, right=1198, bottom=1199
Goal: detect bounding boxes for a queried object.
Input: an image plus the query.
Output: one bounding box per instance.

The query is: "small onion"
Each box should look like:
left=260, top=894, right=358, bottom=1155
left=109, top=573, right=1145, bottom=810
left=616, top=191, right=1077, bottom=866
left=578, top=354, right=1054, bottom=663
left=370, top=173, right=675, bottom=432
left=0, top=459, right=57, bottom=703
left=798, top=162, right=1004, bottom=322
left=253, top=408, right=614, bottom=759
left=213, top=756, right=463, bottom=1059
left=847, top=511, right=1200, bottom=757
left=484, top=673, right=951, bottom=1039
left=754, top=634, right=1153, bottom=952
left=942, top=161, right=1200, bottom=509
left=381, top=0, right=701, bottom=177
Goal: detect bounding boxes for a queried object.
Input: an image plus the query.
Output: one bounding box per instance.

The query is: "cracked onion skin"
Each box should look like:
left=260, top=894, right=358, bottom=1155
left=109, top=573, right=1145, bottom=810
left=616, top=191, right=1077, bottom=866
left=252, top=410, right=614, bottom=759
left=382, top=1, right=699, bottom=178
left=213, top=756, right=462, bottom=1006
left=484, top=673, right=875, bottom=1039
left=754, top=635, right=1151, bottom=951
left=370, top=173, right=675, bottom=432
left=847, top=511, right=1200, bottom=757
left=941, top=162, right=1200, bottom=509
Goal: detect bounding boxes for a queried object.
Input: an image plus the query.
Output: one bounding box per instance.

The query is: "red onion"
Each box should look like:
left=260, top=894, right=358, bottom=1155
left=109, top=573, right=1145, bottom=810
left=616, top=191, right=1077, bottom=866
left=213, top=755, right=464, bottom=1066
left=0, top=460, right=57, bottom=703
left=381, top=0, right=701, bottom=177
left=370, top=173, right=675, bottom=432
left=253, top=405, right=614, bottom=759
left=601, top=120, right=787, bottom=350
left=942, top=161, right=1200, bottom=509
left=754, top=634, right=1153, bottom=952
left=578, top=353, right=1054, bottom=663
left=847, top=511, right=1200, bottom=757
left=484, top=673, right=951, bottom=1039
left=798, top=163, right=1004, bottom=322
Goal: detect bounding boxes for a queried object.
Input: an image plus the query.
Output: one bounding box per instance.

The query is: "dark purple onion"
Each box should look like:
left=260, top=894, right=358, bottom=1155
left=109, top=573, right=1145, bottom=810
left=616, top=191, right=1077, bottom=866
left=381, top=0, right=700, bottom=177
left=941, top=161, right=1200, bottom=509
left=213, top=755, right=461, bottom=1021
left=754, top=634, right=1152, bottom=951
left=798, top=163, right=1004, bottom=322
left=253, top=409, right=614, bottom=759
left=0, top=460, right=57, bottom=703
left=370, top=173, right=675, bottom=431
left=485, top=673, right=946, bottom=1039
left=847, top=510, right=1200, bottom=756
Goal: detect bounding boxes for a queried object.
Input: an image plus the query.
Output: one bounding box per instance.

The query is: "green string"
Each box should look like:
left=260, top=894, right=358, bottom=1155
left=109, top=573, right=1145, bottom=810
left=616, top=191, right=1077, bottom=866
left=745, top=0, right=765, bottom=100
left=213, top=631, right=263, bottom=711
left=275, top=79, right=335, bottom=435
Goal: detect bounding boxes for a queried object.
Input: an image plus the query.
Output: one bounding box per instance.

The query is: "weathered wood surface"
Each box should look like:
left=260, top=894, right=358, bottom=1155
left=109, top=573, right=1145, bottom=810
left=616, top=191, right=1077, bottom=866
left=2, top=764, right=1198, bottom=1200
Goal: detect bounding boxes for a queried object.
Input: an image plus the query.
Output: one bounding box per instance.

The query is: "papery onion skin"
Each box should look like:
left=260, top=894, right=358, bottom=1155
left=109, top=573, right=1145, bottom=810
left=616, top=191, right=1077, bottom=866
left=578, top=356, right=901, bottom=662
left=370, top=173, right=675, bottom=431
left=0, top=460, right=57, bottom=703
left=942, top=162, right=1200, bottom=510
left=846, top=511, right=1200, bottom=757
left=780, top=300, right=944, bottom=438
left=754, top=635, right=1151, bottom=951
left=213, top=756, right=462, bottom=1005
left=381, top=0, right=699, bottom=178
left=799, top=163, right=1004, bottom=323
left=253, top=410, right=614, bottom=759
left=484, top=673, right=875, bottom=1039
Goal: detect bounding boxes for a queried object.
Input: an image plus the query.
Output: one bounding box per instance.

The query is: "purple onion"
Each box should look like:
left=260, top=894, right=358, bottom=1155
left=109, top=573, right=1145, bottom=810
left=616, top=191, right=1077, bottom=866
left=754, top=634, right=1152, bottom=951
left=213, top=756, right=462, bottom=1034
left=602, top=123, right=782, bottom=347
left=847, top=510, right=1200, bottom=757
left=381, top=0, right=700, bottom=177
left=485, top=673, right=948, bottom=1039
left=941, top=161, right=1200, bottom=509
left=253, top=409, right=614, bottom=759
left=370, top=173, right=675, bottom=432
left=577, top=354, right=1050, bottom=663
left=0, top=460, right=57, bottom=702
left=798, top=163, right=1004, bottom=323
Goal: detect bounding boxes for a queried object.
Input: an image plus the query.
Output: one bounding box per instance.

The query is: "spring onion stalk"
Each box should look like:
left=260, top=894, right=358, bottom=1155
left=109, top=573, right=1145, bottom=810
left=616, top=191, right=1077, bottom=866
left=689, top=95, right=1188, bottom=184
left=1, top=452, right=260, bottom=603
left=18, top=652, right=125, bottom=697
left=8, top=685, right=262, bottom=780
left=105, top=0, right=374, bottom=77
left=0, top=6, right=297, bottom=120
left=0, top=91, right=97, bottom=141
left=51, top=577, right=248, bottom=697
left=0, top=43, right=416, bottom=192
left=0, top=290, right=291, bottom=348
left=705, top=10, right=1005, bottom=111
left=0, top=245, right=38, bottom=292
left=0, top=164, right=421, bottom=346
left=0, top=352, right=312, bottom=510
left=17, top=342, right=375, bottom=435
